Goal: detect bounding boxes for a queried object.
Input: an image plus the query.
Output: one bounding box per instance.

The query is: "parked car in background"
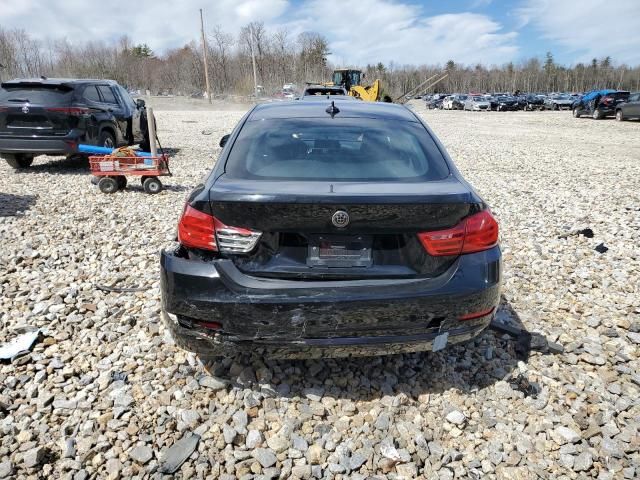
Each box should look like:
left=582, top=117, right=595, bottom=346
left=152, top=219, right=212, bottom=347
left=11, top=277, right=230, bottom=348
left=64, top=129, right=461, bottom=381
left=464, top=96, right=491, bottom=111
left=161, top=99, right=501, bottom=358
left=572, top=89, right=630, bottom=119
left=616, top=92, right=640, bottom=121
left=491, top=96, right=519, bottom=111
left=443, top=94, right=467, bottom=110
left=426, top=93, right=447, bottom=109
left=442, top=96, right=455, bottom=110
left=0, top=78, right=150, bottom=169
left=544, top=94, right=574, bottom=110
left=522, top=94, right=545, bottom=111
left=453, top=95, right=469, bottom=110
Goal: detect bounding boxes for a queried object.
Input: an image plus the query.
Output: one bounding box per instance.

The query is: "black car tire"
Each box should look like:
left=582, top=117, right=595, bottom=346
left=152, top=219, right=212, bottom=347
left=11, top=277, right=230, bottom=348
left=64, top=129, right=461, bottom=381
left=616, top=110, right=625, bottom=122
left=3, top=154, right=34, bottom=169
left=116, top=176, right=127, bottom=189
left=98, top=177, right=119, bottom=194
left=143, top=176, right=162, bottom=194
left=592, top=109, right=603, bottom=120
left=99, top=130, right=116, bottom=149
left=573, top=108, right=581, bottom=118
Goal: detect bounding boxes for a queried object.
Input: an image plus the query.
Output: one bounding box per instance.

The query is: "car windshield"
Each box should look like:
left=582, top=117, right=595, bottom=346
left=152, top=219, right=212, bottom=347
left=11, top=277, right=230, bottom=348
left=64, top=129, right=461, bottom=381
left=225, top=117, right=450, bottom=181
left=555, top=94, right=570, bottom=100
left=473, top=97, right=483, bottom=101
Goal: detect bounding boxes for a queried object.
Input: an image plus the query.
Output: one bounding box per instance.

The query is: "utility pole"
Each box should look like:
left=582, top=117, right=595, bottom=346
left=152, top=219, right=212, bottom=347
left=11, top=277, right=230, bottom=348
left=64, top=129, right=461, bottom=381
left=200, top=9, right=211, bottom=104
left=249, top=25, right=259, bottom=99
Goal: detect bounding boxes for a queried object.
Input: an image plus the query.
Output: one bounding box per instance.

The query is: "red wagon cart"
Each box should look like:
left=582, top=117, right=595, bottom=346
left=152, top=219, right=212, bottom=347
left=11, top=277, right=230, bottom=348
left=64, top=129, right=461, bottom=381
left=89, top=148, right=171, bottom=194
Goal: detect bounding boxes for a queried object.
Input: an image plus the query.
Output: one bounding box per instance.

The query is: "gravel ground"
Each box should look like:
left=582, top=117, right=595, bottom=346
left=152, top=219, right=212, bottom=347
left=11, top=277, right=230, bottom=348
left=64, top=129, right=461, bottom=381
left=0, top=101, right=638, bottom=479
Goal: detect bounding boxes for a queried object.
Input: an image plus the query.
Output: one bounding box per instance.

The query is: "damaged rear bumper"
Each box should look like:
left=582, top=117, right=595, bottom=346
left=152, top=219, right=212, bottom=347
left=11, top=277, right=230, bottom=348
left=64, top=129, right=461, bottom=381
left=161, top=310, right=490, bottom=358
left=159, top=246, right=501, bottom=358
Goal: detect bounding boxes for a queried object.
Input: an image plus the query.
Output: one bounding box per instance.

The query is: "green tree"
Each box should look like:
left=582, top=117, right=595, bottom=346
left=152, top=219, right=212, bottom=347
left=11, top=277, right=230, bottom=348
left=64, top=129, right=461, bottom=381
left=131, top=44, right=153, bottom=58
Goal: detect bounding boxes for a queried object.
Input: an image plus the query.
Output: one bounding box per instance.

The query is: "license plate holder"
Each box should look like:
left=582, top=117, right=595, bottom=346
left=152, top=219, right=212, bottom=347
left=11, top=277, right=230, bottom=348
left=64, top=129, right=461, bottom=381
left=307, top=235, right=372, bottom=268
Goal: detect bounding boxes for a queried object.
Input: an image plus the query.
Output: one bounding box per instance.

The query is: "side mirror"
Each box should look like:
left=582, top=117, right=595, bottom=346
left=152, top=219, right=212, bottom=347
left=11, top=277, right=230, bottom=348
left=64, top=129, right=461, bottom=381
left=136, top=99, right=146, bottom=108
left=219, top=134, right=230, bottom=148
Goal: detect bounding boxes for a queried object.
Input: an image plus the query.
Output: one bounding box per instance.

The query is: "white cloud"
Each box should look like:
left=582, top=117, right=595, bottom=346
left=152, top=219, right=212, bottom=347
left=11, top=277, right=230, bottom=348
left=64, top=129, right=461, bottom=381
left=0, top=0, right=290, bottom=52
left=0, top=0, right=518, bottom=66
left=290, top=0, right=518, bottom=66
left=517, top=0, right=640, bottom=64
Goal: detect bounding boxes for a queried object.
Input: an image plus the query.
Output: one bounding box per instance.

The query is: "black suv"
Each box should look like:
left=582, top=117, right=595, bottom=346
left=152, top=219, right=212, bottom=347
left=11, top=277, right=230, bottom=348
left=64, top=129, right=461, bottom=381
left=0, top=78, right=150, bottom=168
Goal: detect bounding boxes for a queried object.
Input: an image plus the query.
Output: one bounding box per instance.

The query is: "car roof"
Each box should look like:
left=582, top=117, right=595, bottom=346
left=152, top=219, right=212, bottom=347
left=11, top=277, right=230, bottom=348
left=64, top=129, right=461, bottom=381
left=304, top=85, right=345, bottom=91
left=1, top=78, right=118, bottom=86
left=248, top=99, right=419, bottom=121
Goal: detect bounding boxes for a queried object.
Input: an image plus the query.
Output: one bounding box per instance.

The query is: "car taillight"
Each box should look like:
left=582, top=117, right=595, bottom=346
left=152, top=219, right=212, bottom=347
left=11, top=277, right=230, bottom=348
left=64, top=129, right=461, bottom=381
left=418, top=210, right=499, bottom=256
left=177, top=204, right=261, bottom=253
left=0, top=106, right=8, bottom=112
left=178, top=205, right=217, bottom=251
left=45, top=107, right=89, bottom=116
left=213, top=217, right=262, bottom=254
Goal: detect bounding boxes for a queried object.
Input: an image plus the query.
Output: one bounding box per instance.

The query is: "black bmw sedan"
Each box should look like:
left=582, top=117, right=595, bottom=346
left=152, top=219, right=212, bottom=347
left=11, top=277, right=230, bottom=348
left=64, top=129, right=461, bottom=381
left=160, top=99, right=501, bottom=358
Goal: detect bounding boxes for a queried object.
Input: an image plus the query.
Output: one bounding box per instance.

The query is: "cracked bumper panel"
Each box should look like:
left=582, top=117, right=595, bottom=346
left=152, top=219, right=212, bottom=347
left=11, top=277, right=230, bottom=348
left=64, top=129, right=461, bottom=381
left=159, top=246, right=501, bottom=358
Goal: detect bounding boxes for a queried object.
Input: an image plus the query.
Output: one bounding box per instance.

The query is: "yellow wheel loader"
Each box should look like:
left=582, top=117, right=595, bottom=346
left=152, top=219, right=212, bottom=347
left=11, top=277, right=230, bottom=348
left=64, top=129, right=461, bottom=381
left=328, top=69, right=382, bottom=102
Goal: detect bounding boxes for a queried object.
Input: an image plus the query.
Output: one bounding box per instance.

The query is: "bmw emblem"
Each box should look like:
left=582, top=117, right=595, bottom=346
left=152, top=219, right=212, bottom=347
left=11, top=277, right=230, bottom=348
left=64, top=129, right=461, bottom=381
left=22, top=104, right=30, bottom=114
left=331, top=210, right=350, bottom=228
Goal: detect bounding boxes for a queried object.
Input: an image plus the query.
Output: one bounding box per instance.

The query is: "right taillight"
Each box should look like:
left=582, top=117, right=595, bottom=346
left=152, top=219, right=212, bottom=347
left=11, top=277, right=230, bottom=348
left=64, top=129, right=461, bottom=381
left=177, top=204, right=262, bottom=253
left=418, top=210, right=498, bottom=256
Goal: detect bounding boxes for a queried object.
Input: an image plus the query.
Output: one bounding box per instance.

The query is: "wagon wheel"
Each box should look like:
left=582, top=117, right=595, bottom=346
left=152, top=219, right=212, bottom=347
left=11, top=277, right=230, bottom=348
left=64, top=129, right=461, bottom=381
left=116, top=176, right=127, bottom=190
left=98, top=177, right=119, bottom=194
left=143, top=176, right=163, bottom=194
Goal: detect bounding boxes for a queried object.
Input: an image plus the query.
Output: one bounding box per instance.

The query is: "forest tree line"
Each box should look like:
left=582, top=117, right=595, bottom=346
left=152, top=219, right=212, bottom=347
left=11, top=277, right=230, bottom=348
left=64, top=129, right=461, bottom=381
left=1, top=24, right=639, bottom=98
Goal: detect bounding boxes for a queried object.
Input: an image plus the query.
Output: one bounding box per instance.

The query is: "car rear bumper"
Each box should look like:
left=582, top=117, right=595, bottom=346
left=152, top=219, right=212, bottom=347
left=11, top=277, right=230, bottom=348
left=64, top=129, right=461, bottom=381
left=160, top=246, right=502, bottom=358
left=597, top=107, right=617, bottom=116
left=0, top=129, right=83, bottom=155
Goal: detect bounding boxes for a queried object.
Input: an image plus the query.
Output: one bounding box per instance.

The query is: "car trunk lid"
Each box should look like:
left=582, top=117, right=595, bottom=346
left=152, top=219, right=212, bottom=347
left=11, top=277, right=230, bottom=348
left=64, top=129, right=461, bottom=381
left=208, top=176, right=476, bottom=280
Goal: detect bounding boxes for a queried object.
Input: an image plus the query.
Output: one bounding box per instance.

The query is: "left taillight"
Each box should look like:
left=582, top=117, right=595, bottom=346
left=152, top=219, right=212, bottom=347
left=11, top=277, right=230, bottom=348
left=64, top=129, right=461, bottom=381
left=178, top=205, right=217, bottom=251
left=418, top=210, right=499, bottom=257
left=177, top=204, right=261, bottom=253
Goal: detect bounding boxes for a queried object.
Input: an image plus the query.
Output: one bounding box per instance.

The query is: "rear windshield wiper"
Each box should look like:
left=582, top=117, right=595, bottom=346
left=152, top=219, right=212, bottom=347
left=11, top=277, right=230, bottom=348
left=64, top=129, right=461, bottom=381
left=7, top=98, right=30, bottom=102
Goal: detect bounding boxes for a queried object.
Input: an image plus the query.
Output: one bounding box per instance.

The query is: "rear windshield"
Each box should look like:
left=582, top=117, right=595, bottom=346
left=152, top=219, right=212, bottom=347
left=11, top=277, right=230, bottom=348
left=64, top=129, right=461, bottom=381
left=225, top=117, right=450, bottom=181
left=0, top=84, right=73, bottom=105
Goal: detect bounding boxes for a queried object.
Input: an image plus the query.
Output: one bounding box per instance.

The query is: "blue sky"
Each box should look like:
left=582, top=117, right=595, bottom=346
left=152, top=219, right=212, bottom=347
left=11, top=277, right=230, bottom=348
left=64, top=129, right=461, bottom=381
left=1, top=0, right=639, bottom=67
